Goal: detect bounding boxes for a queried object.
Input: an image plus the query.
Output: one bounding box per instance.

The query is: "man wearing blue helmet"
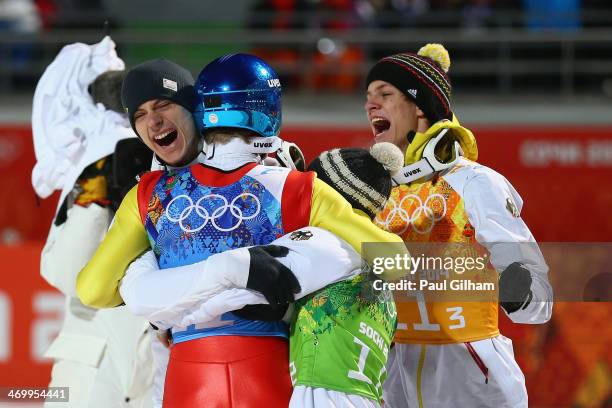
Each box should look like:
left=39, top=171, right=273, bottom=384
left=119, top=143, right=404, bottom=408
left=78, top=54, right=407, bottom=407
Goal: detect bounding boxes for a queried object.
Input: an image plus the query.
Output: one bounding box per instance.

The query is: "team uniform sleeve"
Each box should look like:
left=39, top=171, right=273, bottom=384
left=272, top=226, right=362, bottom=296
left=463, top=170, right=553, bottom=324
left=41, top=204, right=112, bottom=297
left=76, top=185, right=150, bottom=308
left=119, top=248, right=251, bottom=327
left=309, top=177, right=408, bottom=281
left=120, top=227, right=362, bottom=328
left=171, top=228, right=365, bottom=328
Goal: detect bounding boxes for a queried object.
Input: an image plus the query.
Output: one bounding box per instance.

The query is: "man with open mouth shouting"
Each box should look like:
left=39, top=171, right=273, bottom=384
left=366, top=44, right=553, bottom=408
left=121, top=58, right=201, bottom=168
left=77, top=54, right=407, bottom=408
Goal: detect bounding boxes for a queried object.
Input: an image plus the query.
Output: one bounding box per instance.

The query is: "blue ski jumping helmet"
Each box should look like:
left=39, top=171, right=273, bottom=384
left=194, top=53, right=282, bottom=138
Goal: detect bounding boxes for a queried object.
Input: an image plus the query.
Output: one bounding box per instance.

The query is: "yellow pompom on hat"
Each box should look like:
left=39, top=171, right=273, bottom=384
left=366, top=43, right=452, bottom=124
left=418, top=43, right=450, bottom=73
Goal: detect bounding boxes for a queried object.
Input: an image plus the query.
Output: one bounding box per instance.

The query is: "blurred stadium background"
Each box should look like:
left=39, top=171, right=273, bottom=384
left=0, top=0, right=611, bottom=407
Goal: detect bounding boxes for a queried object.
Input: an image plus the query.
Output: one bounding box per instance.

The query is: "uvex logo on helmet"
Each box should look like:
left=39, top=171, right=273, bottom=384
left=267, top=79, right=281, bottom=88
left=254, top=141, right=273, bottom=148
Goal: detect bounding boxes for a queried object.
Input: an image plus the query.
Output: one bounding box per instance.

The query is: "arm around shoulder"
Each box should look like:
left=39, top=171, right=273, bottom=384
left=76, top=185, right=150, bottom=308
left=309, top=177, right=408, bottom=281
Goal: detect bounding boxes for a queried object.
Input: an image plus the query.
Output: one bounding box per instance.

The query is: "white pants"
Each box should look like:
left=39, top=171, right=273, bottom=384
left=290, top=386, right=380, bottom=408
left=46, top=337, right=153, bottom=408
left=44, top=300, right=154, bottom=408
left=383, top=335, right=527, bottom=408
left=41, top=206, right=154, bottom=407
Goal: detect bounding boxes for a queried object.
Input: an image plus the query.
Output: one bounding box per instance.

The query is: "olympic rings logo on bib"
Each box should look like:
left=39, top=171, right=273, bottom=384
left=165, top=193, right=261, bottom=233
left=379, top=193, right=447, bottom=235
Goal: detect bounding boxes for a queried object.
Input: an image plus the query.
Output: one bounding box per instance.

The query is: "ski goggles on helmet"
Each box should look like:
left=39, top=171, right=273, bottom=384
left=275, top=140, right=305, bottom=171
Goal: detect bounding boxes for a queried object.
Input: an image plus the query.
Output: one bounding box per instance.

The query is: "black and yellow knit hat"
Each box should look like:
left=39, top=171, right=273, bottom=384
left=366, top=43, right=452, bottom=124
left=308, top=142, right=404, bottom=219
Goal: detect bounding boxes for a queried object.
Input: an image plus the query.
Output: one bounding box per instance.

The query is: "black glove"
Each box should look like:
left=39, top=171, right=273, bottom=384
left=499, top=262, right=533, bottom=314
left=232, top=303, right=289, bottom=321
left=246, top=245, right=301, bottom=305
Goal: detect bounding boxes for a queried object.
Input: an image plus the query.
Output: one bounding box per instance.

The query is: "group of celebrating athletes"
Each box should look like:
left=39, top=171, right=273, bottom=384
left=34, top=36, right=552, bottom=408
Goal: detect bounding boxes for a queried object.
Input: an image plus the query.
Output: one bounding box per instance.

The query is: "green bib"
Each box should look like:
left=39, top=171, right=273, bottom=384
left=289, top=274, right=397, bottom=402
